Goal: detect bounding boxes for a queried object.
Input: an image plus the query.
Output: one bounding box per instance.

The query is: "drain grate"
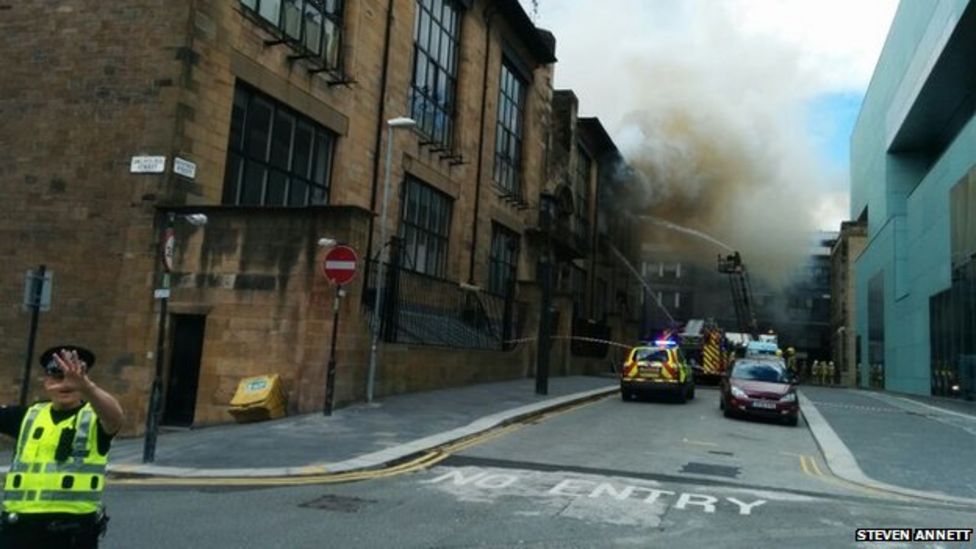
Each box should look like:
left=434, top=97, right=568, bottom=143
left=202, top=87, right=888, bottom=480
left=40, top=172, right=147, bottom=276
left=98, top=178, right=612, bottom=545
left=299, top=494, right=376, bottom=513
left=680, top=462, right=740, bottom=478
left=708, top=450, right=734, bottom=457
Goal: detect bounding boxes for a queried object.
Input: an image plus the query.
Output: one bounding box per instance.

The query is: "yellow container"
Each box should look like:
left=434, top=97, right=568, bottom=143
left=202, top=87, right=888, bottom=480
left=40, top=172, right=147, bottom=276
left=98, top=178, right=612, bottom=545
left=228, top=374, right=287, bottom=423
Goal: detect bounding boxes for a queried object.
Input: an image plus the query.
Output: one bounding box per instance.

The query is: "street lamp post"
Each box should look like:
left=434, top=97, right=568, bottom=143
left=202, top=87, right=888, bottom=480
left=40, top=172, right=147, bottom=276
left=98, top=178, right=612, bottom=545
left=367, top=116, right=416, bottom=403
left=143, top=211, right=207, bottom=463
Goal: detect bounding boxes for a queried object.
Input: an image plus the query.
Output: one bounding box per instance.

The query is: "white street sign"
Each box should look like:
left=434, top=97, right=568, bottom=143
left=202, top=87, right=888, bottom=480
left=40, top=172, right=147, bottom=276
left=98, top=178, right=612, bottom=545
left=154, top=288, right=171, bottom=299
left=22, top=270, right=53, bottom=312
left=130, top=156, right=166, bottom=174
left=173, top=157, right=197, bottom=179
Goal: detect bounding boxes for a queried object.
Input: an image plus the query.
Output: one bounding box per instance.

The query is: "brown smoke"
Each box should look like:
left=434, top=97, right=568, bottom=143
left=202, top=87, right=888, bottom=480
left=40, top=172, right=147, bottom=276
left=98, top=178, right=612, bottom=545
left=613, top=52, right=836, bottom=287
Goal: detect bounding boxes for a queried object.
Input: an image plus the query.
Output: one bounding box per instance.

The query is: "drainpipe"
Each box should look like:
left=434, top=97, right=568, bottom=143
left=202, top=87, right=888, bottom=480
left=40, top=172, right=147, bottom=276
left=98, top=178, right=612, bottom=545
left=363, top=0, right=396, bottom=299
left=468, top=5, right=498, bottom=284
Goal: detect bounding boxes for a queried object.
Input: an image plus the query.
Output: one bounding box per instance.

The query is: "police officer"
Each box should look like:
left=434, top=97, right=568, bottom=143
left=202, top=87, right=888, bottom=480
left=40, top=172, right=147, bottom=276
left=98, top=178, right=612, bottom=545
left=0, top=345, right=124, bottom=548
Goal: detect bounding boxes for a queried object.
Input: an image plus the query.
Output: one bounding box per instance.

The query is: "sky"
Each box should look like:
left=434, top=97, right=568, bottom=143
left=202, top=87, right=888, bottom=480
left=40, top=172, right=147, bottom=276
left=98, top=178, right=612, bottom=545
left=519, top=0, right=899, bottom=282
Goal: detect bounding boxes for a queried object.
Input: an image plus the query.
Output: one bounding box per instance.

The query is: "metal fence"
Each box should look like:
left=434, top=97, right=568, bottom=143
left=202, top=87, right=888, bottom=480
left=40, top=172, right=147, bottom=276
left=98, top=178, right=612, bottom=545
left=364, top=259, right=523, bottom=350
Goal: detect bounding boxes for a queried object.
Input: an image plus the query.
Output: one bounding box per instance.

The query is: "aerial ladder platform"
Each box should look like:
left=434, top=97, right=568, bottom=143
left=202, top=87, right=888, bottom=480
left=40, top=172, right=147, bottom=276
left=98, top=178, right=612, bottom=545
left=717, top=252, right=759, bottom=338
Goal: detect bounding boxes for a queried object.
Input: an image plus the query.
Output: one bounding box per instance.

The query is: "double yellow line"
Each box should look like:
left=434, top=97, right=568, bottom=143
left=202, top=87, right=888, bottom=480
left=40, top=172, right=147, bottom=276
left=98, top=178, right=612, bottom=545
left=799, top=455, right=824, bottom=477
left=112, top=449, right=451, bottom=487
left=798, top=455, right=912, bottom=501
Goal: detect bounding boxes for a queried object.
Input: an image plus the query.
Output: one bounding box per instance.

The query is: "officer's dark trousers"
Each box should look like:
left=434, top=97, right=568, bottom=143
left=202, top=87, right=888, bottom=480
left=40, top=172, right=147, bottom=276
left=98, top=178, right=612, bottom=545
left=0, top=512, right=102, bottom=549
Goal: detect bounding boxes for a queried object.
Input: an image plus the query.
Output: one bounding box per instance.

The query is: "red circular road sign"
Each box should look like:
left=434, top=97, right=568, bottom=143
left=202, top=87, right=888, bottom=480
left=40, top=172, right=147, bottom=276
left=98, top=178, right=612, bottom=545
left=322, top=245, right=359, bottom=286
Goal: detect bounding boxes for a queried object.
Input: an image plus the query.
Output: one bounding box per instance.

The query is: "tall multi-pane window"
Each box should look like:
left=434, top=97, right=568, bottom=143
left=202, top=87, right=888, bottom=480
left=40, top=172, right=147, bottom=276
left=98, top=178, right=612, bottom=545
left=410, top=0, right=461, bottom=149
left=494, top=61, right=526, bottom=196
left=399, top=177, right=453, bottom=277
left=594, top=278, right=608, bottom=321
left=223, top=85, right=335, bottom=206
left=575, top=145, right=592, bottom=239
left=240, top=0, right=344, bottom=70
left=489, top=224, right=520, bottom=296
left=571, top=265, right=587, bottom=318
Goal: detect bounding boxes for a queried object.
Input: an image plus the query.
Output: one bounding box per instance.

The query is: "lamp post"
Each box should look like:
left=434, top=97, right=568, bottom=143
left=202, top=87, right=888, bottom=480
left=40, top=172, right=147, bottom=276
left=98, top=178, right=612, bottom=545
left=367, top=116, right=416, bottom=403
left=143, top=211, right=207, bottom=463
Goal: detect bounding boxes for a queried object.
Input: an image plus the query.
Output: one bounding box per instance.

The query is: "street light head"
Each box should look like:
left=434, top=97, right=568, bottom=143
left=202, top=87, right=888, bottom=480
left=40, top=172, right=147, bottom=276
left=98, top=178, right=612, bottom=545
left=387, top=117, right=417, bottom=128
left=318, top=237, right=337, bottom=248
left=184, top=214, right=208, bottom=226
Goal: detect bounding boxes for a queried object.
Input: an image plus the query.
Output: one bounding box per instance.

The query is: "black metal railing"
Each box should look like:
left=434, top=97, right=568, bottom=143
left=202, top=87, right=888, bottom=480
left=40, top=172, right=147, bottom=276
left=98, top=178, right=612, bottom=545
left=364, top=257, right=521, bottom=350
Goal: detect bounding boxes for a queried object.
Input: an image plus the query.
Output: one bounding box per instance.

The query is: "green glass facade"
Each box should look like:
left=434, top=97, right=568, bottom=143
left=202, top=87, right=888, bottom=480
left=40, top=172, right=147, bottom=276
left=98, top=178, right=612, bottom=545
left=851, top=0, right=976, bottom=396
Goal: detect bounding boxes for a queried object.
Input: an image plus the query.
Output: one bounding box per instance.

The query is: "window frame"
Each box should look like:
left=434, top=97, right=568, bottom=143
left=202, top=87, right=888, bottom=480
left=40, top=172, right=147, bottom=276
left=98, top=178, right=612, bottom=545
left=488, top=223, right=520, bottom=296
left=575, top=144, right=592, bottom=239
left=398, top=176, right=453, bottom=278
left=222, top=83, right=336, bottom=207
left=239, top=0, right=345, bottom=72
left=493, top=59, right=527, bottom=198
left=409, top=0, right=462, bottom=150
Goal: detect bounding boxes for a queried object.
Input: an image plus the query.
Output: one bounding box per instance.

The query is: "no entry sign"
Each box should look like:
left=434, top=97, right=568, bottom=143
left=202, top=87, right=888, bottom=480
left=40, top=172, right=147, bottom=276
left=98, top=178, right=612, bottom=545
left=323, top=245, right=358, bottom=286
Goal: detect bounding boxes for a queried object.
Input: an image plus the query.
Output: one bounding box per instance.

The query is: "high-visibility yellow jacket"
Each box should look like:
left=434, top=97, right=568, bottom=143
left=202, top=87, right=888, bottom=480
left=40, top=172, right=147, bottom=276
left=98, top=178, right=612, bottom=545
left=3, top=402, right=107, bottom=515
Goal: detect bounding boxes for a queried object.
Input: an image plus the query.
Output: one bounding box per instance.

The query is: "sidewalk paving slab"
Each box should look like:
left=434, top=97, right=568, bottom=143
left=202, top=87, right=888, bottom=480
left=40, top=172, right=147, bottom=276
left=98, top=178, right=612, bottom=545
left=800, top=386, right=976, bottom=506
left=95, top=376, right=617, bottom=477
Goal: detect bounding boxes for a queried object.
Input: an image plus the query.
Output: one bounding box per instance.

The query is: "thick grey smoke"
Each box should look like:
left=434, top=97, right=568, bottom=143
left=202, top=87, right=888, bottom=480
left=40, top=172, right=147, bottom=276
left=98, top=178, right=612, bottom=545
left=615, top=17, right=835, bottom=285
left=528, top=0, right=895, bottom=285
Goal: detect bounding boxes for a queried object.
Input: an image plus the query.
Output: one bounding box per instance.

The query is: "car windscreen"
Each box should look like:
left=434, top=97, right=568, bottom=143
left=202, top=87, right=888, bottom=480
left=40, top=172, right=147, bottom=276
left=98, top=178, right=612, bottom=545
left=632, top=349, right=668, bottom=363
left=731, top=362, right=790, bottom=383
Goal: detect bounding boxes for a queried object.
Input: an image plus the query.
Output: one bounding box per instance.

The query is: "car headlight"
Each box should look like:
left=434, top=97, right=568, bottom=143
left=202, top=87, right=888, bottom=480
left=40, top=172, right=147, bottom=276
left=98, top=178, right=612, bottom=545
left=781, top=392, right=796, bottom=402
left=730, top=386, right=747, bottom=399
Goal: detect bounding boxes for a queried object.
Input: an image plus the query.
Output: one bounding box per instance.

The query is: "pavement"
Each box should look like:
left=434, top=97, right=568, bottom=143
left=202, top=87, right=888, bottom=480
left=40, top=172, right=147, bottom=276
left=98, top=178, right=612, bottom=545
left=102, top=376, right=619, bottom=477
left=4, top=372, right=976, bottom=509
left=800, top=385, right=976, bottom=505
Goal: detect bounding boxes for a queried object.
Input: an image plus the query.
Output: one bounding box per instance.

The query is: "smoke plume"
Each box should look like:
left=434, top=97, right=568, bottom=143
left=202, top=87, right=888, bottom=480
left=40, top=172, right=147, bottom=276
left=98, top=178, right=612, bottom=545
left=531, top=0, right=897, bottom=285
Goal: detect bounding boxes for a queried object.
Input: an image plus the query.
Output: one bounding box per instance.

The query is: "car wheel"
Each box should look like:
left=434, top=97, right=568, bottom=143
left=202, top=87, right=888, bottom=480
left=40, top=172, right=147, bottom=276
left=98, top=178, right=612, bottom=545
left=621, top=390, right=630, bottom=402
left=688, top=385, right=696, bottom=400
left=719, top=396, right=725, bottom=410
left=676, top=388, right=687, bottom=404
left=785, top=414, right=798, bottom=427
left=723, top=404, right=733, bottom=418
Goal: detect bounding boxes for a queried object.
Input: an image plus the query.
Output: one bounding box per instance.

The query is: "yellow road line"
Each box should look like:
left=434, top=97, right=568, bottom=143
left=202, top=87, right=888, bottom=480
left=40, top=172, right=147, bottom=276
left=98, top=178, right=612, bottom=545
left=798, top=455, right=915, bottom=502
left=112, top=450, right=447, bottom=487
left=799, top=455, right=813, bottom=476
left=807, top=456, right=824, bottom=477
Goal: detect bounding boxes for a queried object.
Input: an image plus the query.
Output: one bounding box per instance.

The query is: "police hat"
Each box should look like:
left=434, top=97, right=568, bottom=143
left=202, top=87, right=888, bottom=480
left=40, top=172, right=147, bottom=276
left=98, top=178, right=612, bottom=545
left=39, top=345, right=95, bottom=375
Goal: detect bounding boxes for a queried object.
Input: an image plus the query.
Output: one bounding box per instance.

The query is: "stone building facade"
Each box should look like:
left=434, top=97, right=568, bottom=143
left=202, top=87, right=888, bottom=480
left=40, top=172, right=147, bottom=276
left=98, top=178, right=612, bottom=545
left=831, top=220, right=867, bottom=387
left=1, top=0, right=643, bottom=433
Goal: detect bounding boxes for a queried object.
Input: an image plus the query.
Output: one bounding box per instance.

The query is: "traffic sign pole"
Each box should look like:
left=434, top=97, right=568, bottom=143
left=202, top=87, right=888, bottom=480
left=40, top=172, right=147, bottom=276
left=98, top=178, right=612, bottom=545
left=321, top=245, right=357, bottom=415
left=19, top=264, right=47, bottom=406
left=324, top=286, right=342, bottom=416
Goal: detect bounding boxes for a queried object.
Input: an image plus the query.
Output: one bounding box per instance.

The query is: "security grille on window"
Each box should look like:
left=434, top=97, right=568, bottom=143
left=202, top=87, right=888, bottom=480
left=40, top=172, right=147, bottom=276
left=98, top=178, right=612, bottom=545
left=410, top=0, right=461, bottom=149
left=494, top=61, right=526, bottom=197
left=240, top=0, right=344, bottom=70
left=575, top=145, right=591, bottom=238
left=222, top=84, right=335, bottom=206
left=399, top=177, right=453, bottom=277
left=489, top=224, right=520, bottom=296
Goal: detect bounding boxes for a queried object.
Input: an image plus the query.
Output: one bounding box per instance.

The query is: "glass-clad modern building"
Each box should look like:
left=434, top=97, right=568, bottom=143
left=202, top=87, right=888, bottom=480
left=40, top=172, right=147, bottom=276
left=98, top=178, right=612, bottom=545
left=851, top=0, right=976, bottom=397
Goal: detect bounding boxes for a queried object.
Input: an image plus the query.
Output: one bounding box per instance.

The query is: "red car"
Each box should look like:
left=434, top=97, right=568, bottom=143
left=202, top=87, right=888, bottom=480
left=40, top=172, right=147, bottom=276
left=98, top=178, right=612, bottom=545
left=720, top=358, right=799, bottom=426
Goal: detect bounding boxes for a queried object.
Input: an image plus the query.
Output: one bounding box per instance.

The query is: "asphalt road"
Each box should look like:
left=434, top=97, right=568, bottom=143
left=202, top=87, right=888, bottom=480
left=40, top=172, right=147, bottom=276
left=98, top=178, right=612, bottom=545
left=101, top=388, right=976, bottom=548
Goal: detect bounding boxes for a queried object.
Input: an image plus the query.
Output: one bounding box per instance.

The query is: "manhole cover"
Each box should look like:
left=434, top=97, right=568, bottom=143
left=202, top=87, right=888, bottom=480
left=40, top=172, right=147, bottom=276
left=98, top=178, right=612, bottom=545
left=680, top=462, right=740, bottom=478
left=708, top=450, right=734, bottom=457
left=299, top=494, right=375, bottom=513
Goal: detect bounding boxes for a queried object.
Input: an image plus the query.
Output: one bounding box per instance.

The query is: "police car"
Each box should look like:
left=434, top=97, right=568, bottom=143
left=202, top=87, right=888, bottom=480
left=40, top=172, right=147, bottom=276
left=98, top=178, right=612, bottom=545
left=620, top=340, right=695, bottom=403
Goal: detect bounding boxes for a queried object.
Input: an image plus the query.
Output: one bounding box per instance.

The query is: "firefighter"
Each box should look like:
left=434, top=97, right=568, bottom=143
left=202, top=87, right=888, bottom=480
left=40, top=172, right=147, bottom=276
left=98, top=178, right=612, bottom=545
left=785, top=347, right=798, bottom=378
left=827, top=361, right=836, bottom=386
left=0, top=346, right=124, bottom=548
